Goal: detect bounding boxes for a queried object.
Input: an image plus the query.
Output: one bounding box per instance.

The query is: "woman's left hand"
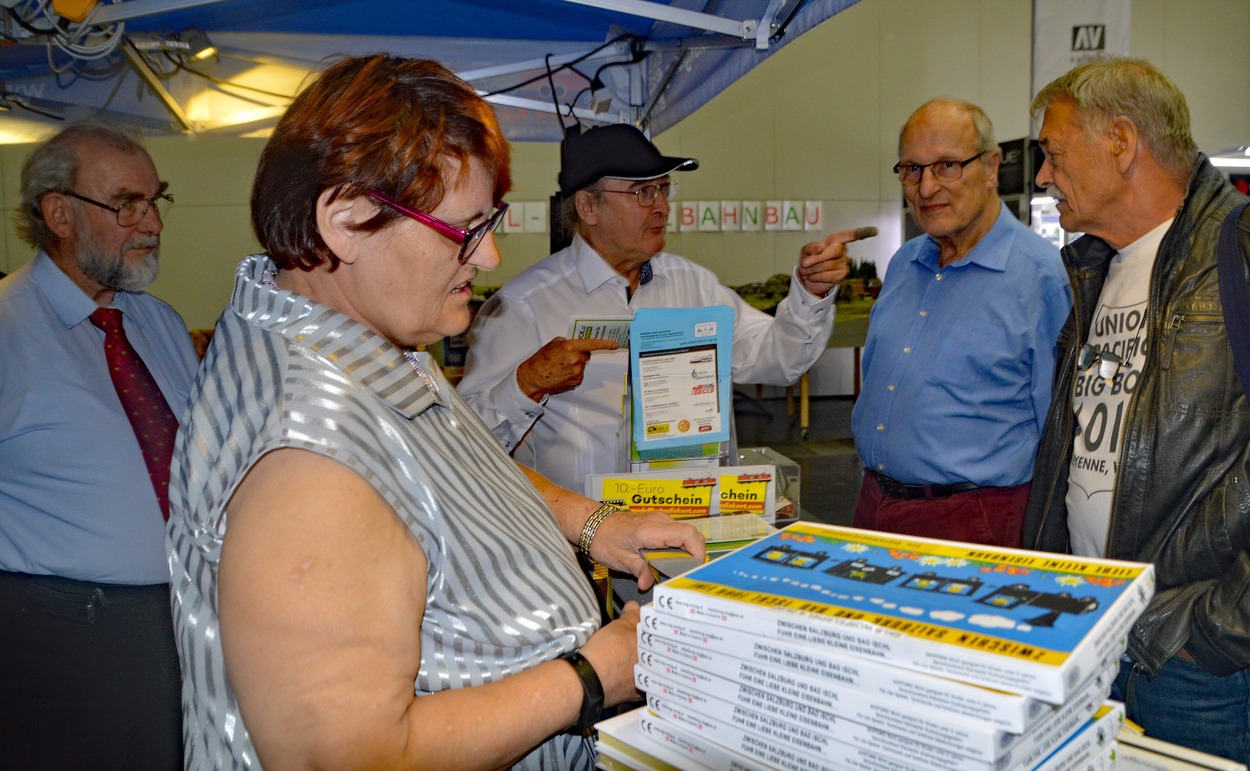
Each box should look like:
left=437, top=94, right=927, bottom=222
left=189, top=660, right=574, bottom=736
left=519, top=465, right=707, bottom=591
left=589, top=509, right=706, bottom=591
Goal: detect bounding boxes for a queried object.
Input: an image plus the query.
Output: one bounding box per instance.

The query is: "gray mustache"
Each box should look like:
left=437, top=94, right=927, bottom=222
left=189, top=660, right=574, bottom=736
left=127, top=237, right=160, bottom=250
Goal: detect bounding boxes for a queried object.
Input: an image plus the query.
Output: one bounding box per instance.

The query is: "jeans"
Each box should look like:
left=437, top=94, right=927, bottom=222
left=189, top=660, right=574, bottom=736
left=1114, top=655, right=1250, bottom=764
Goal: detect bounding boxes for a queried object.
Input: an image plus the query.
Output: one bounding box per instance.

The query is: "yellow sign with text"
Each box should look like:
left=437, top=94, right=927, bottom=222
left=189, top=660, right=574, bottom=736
left=719, top=475, right=769, bottom=514
left=600, top=477, right=712, bottom=518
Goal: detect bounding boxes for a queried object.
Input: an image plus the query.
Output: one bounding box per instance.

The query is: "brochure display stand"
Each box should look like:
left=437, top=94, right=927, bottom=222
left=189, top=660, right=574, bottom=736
left=629, top=306, right=734, bottom=453
left=611, top=306, right=745, bottom=494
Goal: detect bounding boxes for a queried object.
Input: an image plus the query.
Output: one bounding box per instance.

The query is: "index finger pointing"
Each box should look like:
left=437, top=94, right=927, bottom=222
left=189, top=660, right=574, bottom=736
left=823, top=226, right=879, bottom=246
left=565, top=338, right=621, bottom=352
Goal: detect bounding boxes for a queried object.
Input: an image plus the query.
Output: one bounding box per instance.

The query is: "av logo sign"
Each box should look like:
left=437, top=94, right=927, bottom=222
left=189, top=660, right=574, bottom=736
left=1035, top=2, right=1129, bottom=97
left=1071, top=24, right=1106, bottom=51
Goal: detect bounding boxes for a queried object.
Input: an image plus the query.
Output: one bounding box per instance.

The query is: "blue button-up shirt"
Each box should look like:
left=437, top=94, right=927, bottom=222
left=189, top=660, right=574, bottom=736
left=852, top=203, right=1071, bottom=487
left=0, top=253, right=198, bottom=583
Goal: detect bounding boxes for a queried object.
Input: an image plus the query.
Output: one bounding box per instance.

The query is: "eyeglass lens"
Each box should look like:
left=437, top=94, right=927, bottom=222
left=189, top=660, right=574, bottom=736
left=1078, top=344, right=1124, bottom=380
left=459, top=204, right=508, bottom=262
left=636, top=181, right=678, bottom=206
left=118, top=196, right=173, bottom=227
left=899, top=162, right=956, bottom=185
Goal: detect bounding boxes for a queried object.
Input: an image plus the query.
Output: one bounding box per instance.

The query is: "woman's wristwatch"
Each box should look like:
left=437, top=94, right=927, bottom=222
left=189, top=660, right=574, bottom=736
left=560, top=649, right=605, bottom=735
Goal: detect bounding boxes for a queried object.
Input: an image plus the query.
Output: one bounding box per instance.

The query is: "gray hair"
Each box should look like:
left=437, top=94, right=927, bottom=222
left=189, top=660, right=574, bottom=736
left=561, top=182, right=604, bottom=237
left=899, top=98, right=997, bottom=155
left=16, top=121, right=149, bottom=252
left=1031, top=56, right=1196, bottom=180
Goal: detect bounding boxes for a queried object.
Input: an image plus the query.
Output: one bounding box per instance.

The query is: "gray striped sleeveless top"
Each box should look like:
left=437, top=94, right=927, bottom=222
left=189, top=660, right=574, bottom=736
left=168, top=254, right=600, bottom=769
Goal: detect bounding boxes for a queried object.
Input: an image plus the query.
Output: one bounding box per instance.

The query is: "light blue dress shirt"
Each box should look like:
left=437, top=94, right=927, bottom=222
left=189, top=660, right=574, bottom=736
left=0, top=253, right=197, bottom=583
left=852, top=203, right=1071, bottom=488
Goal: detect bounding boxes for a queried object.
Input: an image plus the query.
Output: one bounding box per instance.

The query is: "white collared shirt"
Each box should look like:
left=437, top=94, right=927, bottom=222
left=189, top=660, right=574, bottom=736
left=458, top=234, right=836, bottom=492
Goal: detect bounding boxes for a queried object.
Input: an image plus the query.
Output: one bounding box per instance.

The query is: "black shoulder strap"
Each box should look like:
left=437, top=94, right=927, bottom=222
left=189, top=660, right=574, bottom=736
left=1217, top=201, right=1250, bottom=397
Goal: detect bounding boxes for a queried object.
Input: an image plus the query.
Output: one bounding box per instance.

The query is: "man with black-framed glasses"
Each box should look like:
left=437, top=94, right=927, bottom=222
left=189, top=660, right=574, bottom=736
left=460, top=123, right=857, bottom=493
left=851, top=98, right=1069, bottom=548
left=0, top=122, right=194, bottom=768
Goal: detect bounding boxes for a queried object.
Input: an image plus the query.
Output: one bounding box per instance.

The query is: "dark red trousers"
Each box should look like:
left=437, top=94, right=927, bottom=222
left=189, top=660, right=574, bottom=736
left=852, top=470, right=1030, bottom=548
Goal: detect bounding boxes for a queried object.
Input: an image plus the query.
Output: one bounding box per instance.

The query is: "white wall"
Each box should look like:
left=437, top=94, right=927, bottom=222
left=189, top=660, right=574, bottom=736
left=662, top=0, right=1249, bottom=394
left=1, top=0, right=1246, bottom=348
left=656, top=0, right=1248, bottom=313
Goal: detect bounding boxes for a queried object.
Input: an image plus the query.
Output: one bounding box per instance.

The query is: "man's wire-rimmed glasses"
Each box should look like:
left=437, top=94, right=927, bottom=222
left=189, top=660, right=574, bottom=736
left=66, top=191, right=173, bottom=227
left=599, top=180, right=679, bottom=207
left=367, top=190, right=508, bottom=263
left=893, top=153, right=985, bottom=186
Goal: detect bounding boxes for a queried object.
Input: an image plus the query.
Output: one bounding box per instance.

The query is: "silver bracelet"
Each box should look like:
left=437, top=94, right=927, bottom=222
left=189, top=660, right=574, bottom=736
left=578, top=503, right=618, bottom=557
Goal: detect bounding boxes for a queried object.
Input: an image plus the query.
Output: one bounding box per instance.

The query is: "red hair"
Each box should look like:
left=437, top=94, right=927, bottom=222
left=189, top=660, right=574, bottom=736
left=252, top=55, right=511, bottom=271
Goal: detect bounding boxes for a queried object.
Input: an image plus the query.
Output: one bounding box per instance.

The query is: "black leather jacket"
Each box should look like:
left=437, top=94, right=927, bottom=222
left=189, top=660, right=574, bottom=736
left=1023, top=156, right=1250, bottom=677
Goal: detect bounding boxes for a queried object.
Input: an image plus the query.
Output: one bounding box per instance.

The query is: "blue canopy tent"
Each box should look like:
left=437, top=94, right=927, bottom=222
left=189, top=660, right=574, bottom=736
left=0, top=0, right=858, bottom=142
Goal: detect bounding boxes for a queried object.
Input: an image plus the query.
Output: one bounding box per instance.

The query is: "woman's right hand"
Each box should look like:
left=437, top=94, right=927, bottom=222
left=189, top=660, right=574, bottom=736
left=578, top=601, right=642, bottom=707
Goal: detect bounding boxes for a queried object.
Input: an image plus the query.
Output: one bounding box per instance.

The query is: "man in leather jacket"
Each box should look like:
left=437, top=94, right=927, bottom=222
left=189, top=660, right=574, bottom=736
left=1023, top=57, right=1250, bottom=762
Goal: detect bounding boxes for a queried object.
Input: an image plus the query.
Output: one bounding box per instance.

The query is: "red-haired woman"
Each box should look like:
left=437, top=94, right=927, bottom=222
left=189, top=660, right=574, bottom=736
left=167, top=55, right=703, bottom=770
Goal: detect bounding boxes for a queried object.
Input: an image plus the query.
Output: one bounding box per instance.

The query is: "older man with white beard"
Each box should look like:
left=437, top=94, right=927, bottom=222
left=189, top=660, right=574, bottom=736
left=0, top=122, right=195, bottom=769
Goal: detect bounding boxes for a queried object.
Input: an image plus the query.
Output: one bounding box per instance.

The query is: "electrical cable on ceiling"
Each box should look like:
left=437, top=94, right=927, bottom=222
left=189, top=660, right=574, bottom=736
left=93, top=57, right=130, bottom=111
left=569, top=85, right=591, bottom=112
left=0, top=92, right=64, bottom=120
left=44, top=0, right=125, bottom=61
left=481, top=33, right=636, bottom=99
left=52, top=55, right=124, bottom=90
left=4, top=0, right=126, bottom=72
left=4, top=5, right=56, bottom=38
left=481, top=33, right=644, bottom=135
left=543, top=52, right=568, bottom=131
left=168, top=57, right=293, bottom=101
left=583, top=39, right=645, bottom=115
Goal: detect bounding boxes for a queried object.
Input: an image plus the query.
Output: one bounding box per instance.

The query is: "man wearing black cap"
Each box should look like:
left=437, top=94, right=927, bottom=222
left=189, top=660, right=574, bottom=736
left=458, top=124, right=856, bottom=493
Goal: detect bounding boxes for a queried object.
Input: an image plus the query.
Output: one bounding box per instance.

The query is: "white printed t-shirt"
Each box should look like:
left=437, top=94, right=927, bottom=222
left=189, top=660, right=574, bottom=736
left=1067, top=218, right=1172, bottom=557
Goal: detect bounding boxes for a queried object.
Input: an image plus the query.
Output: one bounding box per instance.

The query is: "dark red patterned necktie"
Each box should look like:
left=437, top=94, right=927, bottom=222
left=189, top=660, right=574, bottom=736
left=89, top=308, right=178, bottom=521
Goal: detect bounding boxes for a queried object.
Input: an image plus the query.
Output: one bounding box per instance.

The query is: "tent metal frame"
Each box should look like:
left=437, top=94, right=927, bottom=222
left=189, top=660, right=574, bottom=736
left=0, top=0, right=826, bottom=139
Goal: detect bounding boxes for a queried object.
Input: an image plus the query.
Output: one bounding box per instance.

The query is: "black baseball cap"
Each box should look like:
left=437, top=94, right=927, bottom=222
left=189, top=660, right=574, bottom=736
left=558, top=124, right=698, bottom=195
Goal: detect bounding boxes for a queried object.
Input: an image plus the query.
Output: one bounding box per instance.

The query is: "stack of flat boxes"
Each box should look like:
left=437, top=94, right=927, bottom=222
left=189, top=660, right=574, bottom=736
left=596, top=523, right=1152, bottom=771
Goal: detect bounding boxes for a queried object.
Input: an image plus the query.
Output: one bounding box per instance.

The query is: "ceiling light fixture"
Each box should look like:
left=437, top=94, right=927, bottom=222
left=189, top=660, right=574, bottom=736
left=1211, top=146, right=1250, bottom=170
left=181, top=27, right=217, bottom=61
left=128, top=27, right=216, bottom=62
